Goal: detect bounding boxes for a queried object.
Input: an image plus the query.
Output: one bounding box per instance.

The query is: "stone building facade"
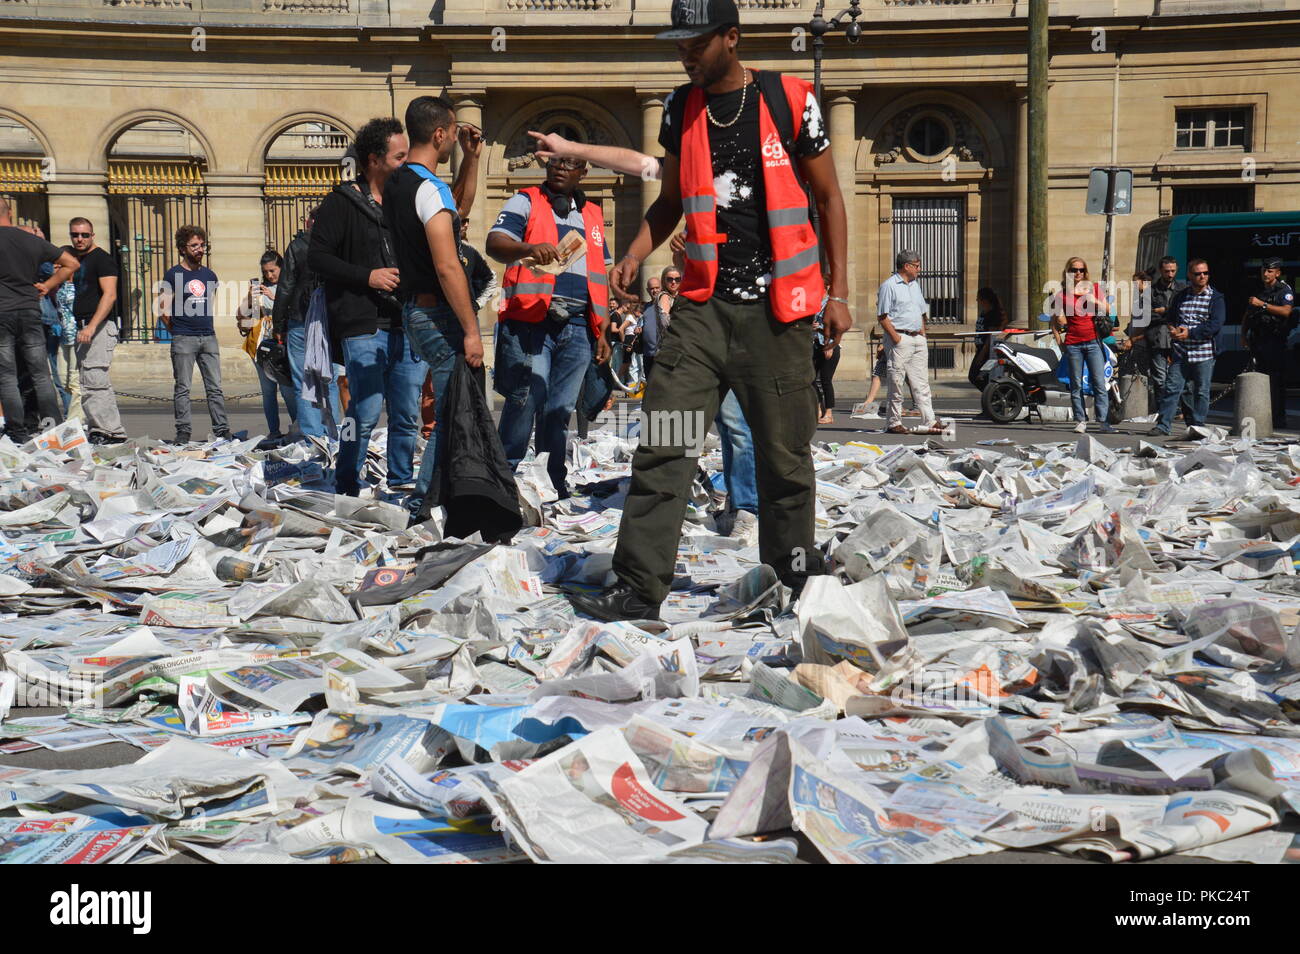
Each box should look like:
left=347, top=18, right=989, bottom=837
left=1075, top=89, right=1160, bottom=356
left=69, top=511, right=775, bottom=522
left=1, top=0, right=1298, bottom=386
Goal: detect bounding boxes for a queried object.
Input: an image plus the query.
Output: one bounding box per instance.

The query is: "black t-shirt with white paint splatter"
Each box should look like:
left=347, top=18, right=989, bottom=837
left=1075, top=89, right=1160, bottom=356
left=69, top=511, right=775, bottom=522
left=660, top=75, right=829, bottom=303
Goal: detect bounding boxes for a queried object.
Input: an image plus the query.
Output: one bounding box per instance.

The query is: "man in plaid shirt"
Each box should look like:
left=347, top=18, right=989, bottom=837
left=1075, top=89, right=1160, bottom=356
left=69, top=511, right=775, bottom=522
left=1153, top=257, right=1224, bottom=436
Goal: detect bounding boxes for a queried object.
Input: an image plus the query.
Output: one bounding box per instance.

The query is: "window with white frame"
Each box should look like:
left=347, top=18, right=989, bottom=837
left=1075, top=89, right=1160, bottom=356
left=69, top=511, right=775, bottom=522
left=1175, top=108, right=1250, bottom=150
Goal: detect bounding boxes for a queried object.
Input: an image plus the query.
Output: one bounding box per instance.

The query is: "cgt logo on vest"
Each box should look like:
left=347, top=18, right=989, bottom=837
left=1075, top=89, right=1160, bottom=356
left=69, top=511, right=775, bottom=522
left=761, top=132, right=788, bottom=169
left=591, top=226, right=603, bottom=247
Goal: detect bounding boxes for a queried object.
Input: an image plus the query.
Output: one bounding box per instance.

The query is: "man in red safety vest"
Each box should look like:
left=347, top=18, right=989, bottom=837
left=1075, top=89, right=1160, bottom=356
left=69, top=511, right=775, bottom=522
left=486, top=157, right=613, bottom=496
left=568, top=0, right=852, bottom=622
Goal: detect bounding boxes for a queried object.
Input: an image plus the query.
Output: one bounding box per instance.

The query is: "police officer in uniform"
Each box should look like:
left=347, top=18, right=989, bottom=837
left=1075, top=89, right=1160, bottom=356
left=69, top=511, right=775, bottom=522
left=1243, top=256, right=1297, bottom=429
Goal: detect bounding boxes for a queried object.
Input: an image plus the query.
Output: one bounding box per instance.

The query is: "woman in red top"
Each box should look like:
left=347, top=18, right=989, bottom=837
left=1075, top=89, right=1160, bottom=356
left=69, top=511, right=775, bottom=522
left=1052, top=257, right=1114, bottom=433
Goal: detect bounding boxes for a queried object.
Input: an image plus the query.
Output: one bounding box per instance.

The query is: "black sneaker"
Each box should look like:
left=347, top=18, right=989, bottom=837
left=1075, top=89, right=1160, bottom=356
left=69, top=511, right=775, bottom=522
left=167, top=433, right=191, bottom=446
left=567, top=583, right=662, bottom=622
left=213, top=430, right=233, bottom=442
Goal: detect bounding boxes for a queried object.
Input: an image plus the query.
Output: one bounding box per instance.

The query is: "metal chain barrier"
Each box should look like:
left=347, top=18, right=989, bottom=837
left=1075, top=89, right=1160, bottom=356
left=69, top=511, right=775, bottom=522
left=113, top=390, right=266, bottom=405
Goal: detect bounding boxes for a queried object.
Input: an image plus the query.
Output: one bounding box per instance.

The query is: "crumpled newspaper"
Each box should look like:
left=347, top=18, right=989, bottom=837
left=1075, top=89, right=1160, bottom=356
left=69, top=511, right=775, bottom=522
left=2, top=417, right=1300, bottom=864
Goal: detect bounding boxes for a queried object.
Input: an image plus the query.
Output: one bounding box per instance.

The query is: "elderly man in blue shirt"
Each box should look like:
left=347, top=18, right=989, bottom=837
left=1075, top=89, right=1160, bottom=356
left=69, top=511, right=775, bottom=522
left=878, top=250, right=941, bottom=434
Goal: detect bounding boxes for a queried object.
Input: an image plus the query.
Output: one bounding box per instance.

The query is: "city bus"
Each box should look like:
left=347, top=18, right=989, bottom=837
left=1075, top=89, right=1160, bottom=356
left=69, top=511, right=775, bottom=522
left=1136, top=211, right=1300, bottom=381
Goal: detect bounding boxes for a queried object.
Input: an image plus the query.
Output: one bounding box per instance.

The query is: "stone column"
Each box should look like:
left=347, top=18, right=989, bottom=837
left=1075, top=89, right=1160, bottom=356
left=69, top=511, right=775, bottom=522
left=202, top=174, right=266, bottom=384
left=45, top=172, right=110, bottom=250
left=450, top=93, right=484, bottom=182
left=827, top=90, right=864, bottom=384
left=638, top=92, right=669, bottom=285
left=827, top=91, right=858, bottom=303
left=1012, top=90, right=1029, bottom=323
left=449, top=93, right=489, bottom=333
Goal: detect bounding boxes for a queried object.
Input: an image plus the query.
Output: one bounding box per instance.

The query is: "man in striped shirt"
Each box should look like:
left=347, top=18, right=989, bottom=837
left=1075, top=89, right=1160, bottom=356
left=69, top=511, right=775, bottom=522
left=1153, top=257, right=1224, bottom=436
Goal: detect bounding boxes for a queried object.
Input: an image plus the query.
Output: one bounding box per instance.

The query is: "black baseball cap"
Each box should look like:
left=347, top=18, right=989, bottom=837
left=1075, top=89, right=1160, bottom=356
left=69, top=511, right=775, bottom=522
left=1263, top=256, right=1284, bottom=270
left=657, top=0, right=740, bottom=40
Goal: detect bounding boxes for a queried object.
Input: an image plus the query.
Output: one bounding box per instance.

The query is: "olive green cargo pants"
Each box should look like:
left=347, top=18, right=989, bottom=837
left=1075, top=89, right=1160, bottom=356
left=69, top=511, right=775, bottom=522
left=611, top=295, right=824, bottom=603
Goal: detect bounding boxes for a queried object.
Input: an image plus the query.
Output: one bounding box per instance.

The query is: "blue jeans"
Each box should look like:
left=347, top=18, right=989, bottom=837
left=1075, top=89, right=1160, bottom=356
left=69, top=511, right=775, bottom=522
left=495, top=318, right=593, bottom=495
left=1158, top=355, right=1214, bottom=430
left=335, top=328, right=425, bottom=495
left=404, top=304, right=466, bottom=502
left=714, top=391, right=758, bottom=513
left=1065, top=339, right=1109, bottom=423
left=287, top=318, right=340, bottom=438
left=256, top=362, right=297, bottom=437
left=47, top=329, right=70, bottom=415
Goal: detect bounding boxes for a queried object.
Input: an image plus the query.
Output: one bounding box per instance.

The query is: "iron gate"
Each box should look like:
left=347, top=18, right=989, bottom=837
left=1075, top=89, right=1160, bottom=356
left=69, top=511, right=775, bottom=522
left=265, top=196, right=322, bottom=259
left=0, top=156, right=49, bottom=235
left=263, top=164, right=339, bottom=258
left=107, top=159, right=208, bottom=343
left=891, top=196, right=964, bottom=324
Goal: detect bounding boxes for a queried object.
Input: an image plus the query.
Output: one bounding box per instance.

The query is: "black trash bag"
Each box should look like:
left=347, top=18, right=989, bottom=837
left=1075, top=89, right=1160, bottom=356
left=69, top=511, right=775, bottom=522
left=352, top=541, right=496, bottom=607
left=415, top=361, right=523, bottom=544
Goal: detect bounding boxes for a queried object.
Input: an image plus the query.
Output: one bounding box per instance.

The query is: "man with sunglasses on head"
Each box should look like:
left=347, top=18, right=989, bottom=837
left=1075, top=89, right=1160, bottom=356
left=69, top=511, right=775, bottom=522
left=1153, top=258, right=1224, bottom=437
left=64, top=217, right=127, bottom=443
left=487, top=153, right=613, bottom=498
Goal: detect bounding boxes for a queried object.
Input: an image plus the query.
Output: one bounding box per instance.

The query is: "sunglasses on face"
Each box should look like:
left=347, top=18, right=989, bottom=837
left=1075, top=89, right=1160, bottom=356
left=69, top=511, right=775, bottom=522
left=665, top=276, right=681, bottom=283
left=547, top=159, right=584, bottom=171
left=1191, top=270, right=1209, bottom=276
left=1069, top=267, right=1087, bottom=273
left=70, top=232, right=91, bottom=239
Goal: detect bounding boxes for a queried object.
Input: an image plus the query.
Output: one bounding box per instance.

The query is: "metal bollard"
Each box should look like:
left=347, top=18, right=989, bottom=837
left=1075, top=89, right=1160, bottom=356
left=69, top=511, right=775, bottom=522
left=1234, top=371, right=1273, bottom=438
left=1119, top=374, right=1147, bottom=420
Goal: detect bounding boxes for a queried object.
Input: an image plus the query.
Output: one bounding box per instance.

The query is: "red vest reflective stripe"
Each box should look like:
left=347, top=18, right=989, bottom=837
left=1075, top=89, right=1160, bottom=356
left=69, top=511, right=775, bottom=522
left=499, top=186, right=609, bottom=334
left=679, top=73, right=825, bottom=322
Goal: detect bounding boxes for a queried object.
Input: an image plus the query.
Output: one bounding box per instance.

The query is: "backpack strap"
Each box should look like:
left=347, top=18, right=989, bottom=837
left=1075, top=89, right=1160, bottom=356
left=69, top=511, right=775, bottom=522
left=755, top=69, right=815, bottom=215
left=755, top=70, right=797, bottom=160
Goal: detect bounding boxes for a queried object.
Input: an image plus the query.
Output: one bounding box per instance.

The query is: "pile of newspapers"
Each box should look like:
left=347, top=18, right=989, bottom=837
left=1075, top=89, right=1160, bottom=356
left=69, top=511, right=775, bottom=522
left=3, top=417, right=1300, bottom=864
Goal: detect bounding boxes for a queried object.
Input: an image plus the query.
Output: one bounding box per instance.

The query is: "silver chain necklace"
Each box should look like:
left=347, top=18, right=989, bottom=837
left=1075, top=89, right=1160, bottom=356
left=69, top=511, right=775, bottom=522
left=706, top=68, right=750, bottom=129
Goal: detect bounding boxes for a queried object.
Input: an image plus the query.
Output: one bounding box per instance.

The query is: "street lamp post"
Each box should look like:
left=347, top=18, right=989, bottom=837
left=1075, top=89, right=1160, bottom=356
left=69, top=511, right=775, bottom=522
left=808, top=0, right=863, bottom=106
left=807, top=0, right=862, bottom=243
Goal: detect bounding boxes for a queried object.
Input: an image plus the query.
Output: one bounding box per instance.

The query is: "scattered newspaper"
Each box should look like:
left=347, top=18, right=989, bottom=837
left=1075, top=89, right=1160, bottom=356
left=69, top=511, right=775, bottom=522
left=0, top=419, right=1298, bottom=864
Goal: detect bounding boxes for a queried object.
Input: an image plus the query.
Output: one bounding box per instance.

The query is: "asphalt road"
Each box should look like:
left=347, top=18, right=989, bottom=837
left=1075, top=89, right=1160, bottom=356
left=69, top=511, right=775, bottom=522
left=117, top=389, right=1298, bottom=450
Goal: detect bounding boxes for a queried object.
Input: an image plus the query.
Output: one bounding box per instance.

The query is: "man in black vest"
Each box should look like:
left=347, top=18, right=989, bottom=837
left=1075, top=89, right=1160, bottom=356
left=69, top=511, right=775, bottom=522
left=383, top=95, right=485, bottom=512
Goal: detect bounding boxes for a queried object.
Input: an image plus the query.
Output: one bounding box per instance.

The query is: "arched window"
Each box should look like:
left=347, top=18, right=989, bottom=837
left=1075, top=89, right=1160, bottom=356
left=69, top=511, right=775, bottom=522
left=106, top=119, right=209, bottom=342
left=0, top=115, right=50, bottom=235
left=264, top=121, right=349, bottom=256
